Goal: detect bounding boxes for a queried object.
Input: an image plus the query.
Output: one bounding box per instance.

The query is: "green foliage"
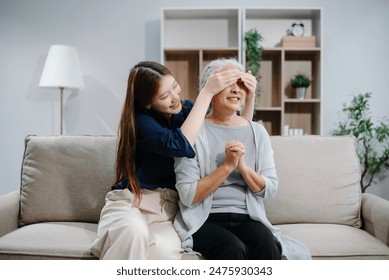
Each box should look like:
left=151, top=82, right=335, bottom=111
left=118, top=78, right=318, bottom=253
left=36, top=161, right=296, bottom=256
left=244, top=29, right=263, bottom=77
left=290, top=74, right=311, bottom=88
left=332, top=92, right=389, bottom=192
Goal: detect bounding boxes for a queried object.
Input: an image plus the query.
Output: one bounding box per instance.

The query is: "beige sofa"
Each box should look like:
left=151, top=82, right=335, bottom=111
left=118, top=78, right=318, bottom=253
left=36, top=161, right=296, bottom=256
left=0, top=135, right=389, bottom=260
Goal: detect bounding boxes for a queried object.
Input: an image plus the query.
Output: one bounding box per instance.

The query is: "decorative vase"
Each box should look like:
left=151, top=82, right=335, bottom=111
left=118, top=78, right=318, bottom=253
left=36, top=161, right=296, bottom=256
left=296, top=87, right=307, bottom=100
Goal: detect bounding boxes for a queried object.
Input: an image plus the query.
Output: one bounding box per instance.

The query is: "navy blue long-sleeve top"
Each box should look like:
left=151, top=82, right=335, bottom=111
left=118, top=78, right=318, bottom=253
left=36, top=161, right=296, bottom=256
left=134, top=100, right=195, bottom=190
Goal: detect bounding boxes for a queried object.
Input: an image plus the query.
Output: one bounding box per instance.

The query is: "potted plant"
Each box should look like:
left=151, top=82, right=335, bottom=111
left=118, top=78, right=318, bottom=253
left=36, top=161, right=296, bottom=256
left=244, top=28, right=263, bottom=77
left=290, top=74, right=311, bottom=99
left=331, top=92, right=389, bottom=193
left=244, top=29, right=263, bottom=97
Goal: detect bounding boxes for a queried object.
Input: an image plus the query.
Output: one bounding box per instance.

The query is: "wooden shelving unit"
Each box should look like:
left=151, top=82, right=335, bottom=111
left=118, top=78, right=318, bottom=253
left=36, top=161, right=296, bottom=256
left=161, top=7, right=322, bottom=135
left=244, top=8, right=322, bottom=135
left=161, top=8, right=241, bottom=101
left=163, top=48, right=239, bottom=101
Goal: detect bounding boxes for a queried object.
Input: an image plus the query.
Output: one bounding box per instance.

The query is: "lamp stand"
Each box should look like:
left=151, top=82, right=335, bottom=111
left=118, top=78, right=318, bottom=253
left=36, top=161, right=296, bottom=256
left=59, top=86, right=64, bottom=135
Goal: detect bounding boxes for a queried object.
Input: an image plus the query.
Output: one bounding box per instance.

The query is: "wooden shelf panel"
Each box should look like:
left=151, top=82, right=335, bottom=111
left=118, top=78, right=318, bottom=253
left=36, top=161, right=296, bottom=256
left=284, top=98, right=320, bottom=103
left=254, top=110, right=282, bottom=135
left=255, top=107, right=282, bottom=111
left=284, top=103, right=320, bottom=135
left=202, top=49, right=239, bottom=68
left=283, top=50, right=321, bottom=100
left=164, top=47, right=239, bottom=52
left=164, top=50, right=200, bottom=101
left=163, top=8, right=240, bottom=49
left=262, top=47, right=321, bottom=51
left=164, top=49, right=239, bottom=101
left=255, top=50, right=282, bottom=108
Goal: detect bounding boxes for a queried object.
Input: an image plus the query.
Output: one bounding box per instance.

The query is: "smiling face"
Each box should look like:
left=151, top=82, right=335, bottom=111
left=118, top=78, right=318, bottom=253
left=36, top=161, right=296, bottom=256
left=210, top=65, right=247, bottom=114
left=150, top=74, right=182, bottom=117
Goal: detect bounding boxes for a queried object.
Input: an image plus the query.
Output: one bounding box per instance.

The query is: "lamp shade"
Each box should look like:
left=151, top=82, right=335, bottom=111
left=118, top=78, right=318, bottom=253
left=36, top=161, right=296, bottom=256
left=39, top=45, right=84, bottom=89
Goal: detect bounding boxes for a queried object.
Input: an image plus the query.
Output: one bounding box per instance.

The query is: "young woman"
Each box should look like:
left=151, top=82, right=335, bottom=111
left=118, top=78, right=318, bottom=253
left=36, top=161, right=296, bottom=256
left=174, top=58, right=311, bottom=260
left=90, top=60, right=257, bottom=259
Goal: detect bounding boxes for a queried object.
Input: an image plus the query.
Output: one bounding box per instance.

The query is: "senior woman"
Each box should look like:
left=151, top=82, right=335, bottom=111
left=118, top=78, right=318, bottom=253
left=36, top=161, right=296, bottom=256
left=174, top=58, right=311, bottom=260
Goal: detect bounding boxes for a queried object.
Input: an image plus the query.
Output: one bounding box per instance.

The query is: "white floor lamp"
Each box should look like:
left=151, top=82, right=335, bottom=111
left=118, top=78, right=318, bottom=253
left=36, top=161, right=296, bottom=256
left=39, top=45, right=84, bottom=135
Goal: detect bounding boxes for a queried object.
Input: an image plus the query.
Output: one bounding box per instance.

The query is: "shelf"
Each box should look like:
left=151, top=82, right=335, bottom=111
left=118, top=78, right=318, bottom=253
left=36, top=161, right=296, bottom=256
left=244, top=8, right=322, bottom=135
left=164, top=47, right=239, bottom=52
left=255, top=107, right=282, bottom=111
left=162, top=8, right=241, bottom=101
left=202, top=49, right=239, bottom=66
left=164, top=48, right=239, bottom=101
left=161, top=7, right=322, bottom=135
left=164, top=50, right=200, bottom=101
left=283, top=47, right=321, bottom=51
left=283, top=50, right=321, bottom=100
left=254, top=110, right=282, bottom=135
left=284, top=98, right=320, bottom=103
left=255, top=49, right=282, bottom=109
left=244, top=8, right=322, bottom=48
left=284, top=102, right=321, bottom=135
left=162, top=8, right=240, bottom=50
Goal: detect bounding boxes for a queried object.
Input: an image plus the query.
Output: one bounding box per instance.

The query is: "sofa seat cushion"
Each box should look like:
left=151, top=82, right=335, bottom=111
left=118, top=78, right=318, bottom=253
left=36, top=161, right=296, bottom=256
left=0, top=222, right=97, bottom=260
left=278, top=224, right=389, bottom=260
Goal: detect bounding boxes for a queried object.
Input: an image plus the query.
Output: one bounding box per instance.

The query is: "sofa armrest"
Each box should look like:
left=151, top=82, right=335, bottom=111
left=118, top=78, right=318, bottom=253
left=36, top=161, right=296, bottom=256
left=361, top=193, right=389, bottom=246
left=0, top=191, right=20, bottom=237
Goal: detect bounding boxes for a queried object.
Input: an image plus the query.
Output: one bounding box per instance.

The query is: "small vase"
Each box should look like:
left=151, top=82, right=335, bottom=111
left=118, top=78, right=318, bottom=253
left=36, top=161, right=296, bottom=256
left=296, top=87, right=307, bottom=100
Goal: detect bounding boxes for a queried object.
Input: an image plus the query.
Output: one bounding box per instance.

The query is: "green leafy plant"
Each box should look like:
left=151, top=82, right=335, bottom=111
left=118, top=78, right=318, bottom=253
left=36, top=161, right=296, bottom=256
left=290, top=74, right=311, bottom=88
left=244, top=28, right=263, bottom=77
left=331, top=92, right=389, bottom=192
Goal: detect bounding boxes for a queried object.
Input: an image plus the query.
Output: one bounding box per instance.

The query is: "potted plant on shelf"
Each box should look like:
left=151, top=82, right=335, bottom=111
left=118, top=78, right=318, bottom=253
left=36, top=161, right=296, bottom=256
left=290, top=73, right=311, bottom=99
left=244, top=28, right=263, bottom=98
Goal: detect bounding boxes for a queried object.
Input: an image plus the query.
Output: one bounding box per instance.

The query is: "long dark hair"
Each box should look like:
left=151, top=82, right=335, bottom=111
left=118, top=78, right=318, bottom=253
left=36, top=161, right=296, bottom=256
left=114, top=61, right=172, bottom=204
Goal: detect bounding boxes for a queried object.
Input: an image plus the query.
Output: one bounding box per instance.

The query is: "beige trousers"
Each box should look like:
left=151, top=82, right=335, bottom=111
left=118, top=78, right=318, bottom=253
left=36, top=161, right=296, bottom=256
left=90, top=188, right=183, bottom=260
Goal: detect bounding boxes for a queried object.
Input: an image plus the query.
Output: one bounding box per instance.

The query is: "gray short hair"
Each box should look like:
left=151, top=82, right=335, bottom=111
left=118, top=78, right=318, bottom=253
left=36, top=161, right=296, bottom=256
left=199, top=58, right=244, bottom=91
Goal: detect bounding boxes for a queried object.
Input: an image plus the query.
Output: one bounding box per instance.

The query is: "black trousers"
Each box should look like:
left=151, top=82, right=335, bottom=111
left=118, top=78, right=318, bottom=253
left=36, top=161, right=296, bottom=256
left=193, top=213, right=282, bottom=260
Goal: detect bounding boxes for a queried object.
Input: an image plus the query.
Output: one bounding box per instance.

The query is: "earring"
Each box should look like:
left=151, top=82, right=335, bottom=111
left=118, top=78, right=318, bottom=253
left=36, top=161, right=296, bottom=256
left=146, top=104, right=151, bottom=110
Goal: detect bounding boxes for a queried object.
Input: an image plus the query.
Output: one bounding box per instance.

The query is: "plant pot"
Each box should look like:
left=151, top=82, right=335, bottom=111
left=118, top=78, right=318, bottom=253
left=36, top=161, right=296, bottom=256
left=296, top=87, right=307, bottom=100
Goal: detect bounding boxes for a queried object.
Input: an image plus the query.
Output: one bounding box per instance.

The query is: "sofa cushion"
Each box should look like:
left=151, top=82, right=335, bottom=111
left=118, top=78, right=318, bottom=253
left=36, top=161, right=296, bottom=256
left=266, top=136, right=361, bottom=228
left=19, top=135, right=116, bottom=226
left=0, top=222, right=98, bottom=259
left=278, top=224, right=389, bottom=260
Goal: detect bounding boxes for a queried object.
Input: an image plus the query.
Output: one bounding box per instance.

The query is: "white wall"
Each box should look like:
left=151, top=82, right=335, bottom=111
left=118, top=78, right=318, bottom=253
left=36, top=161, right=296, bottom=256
left=1, top=0, right=388, bottom=199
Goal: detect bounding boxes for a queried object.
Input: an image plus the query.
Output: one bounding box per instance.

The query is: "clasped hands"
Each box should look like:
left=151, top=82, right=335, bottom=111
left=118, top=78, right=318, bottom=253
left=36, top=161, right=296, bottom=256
left=223, top=140, right=248, bottom=173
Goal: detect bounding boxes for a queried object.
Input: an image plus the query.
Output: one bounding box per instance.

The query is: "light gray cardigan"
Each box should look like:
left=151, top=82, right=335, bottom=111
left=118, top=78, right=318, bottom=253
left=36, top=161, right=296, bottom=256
left=174, top=121, right=311, bottom=260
